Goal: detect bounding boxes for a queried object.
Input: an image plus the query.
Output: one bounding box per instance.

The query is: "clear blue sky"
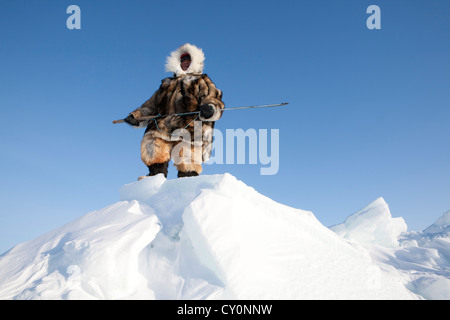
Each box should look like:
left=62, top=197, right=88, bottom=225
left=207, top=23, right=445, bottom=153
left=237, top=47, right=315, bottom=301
left=1, top=0, right=449, bottom=254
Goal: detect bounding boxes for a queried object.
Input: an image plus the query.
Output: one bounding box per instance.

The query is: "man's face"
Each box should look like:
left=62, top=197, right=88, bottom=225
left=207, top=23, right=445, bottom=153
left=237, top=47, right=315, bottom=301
left=181, top=58, right=191, bottom=71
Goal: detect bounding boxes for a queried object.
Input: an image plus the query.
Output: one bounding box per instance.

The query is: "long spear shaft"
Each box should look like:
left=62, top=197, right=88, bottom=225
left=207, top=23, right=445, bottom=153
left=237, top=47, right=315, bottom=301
left=112, top=102, right=288, bottom=124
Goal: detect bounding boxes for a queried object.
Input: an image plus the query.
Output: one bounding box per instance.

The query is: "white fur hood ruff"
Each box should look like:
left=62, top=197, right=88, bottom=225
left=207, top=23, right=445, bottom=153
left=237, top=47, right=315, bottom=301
left=165, top=43, right=205, bottom=76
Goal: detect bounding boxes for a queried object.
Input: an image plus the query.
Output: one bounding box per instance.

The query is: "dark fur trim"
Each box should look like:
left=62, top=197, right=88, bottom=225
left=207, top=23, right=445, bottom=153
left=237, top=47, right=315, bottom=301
left=177, top=171, right=199, bottom=178
left=148, top=162, right=169, bottom=178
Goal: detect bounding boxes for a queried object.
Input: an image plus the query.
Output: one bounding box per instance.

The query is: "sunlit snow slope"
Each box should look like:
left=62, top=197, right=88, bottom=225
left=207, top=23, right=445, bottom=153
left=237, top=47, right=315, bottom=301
left=0, top=174, right=447, bottom=299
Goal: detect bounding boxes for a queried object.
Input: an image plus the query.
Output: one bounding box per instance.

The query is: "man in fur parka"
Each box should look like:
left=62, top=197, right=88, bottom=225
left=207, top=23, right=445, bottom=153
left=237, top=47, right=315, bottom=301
left=124, top=43, right=225, bottom=179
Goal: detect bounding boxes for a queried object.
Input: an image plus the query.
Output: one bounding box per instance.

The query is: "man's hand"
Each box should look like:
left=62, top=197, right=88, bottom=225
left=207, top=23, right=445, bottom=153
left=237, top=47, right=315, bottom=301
left=124, top=114, right=140, bottom=127
left=200, top=104, right=215, bottom=119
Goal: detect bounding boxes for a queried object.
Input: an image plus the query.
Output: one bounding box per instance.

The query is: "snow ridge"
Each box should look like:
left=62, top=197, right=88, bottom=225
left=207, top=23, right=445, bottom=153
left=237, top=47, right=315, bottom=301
left=330, top=197, right=407, bottom=247
left=0, top=174, right=448, bottom=299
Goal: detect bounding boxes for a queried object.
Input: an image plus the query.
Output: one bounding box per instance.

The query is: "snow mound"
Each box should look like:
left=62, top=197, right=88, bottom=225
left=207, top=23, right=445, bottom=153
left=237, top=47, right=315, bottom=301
left=0, top=201, right=160, bottom=299
left=331, top=201, right=450, bottom=300
left=0, top=174, right=426, bottom=299
left=330, top=197, right=407, bottom=247
left=423, top=210, right=450, bottom=236
left=393, top=212, right=450, bottom=300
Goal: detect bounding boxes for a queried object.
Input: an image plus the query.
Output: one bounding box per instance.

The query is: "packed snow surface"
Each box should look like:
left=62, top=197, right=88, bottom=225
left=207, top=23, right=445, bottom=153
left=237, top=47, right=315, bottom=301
left=0, top=174, right=448, bottom=299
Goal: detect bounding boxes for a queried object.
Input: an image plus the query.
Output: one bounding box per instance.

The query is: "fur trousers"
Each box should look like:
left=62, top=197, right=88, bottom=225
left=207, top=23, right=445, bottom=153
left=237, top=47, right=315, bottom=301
left=140, top=134, right=203, bottom=176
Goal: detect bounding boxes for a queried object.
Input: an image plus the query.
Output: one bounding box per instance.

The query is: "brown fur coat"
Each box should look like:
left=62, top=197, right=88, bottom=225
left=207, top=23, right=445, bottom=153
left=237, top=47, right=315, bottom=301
left=129, top=44, right=224, bottom=173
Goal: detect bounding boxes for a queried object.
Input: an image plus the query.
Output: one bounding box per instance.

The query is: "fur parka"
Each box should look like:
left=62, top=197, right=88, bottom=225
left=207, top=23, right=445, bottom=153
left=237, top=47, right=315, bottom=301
left=129, top=44, right=225, bottom=176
